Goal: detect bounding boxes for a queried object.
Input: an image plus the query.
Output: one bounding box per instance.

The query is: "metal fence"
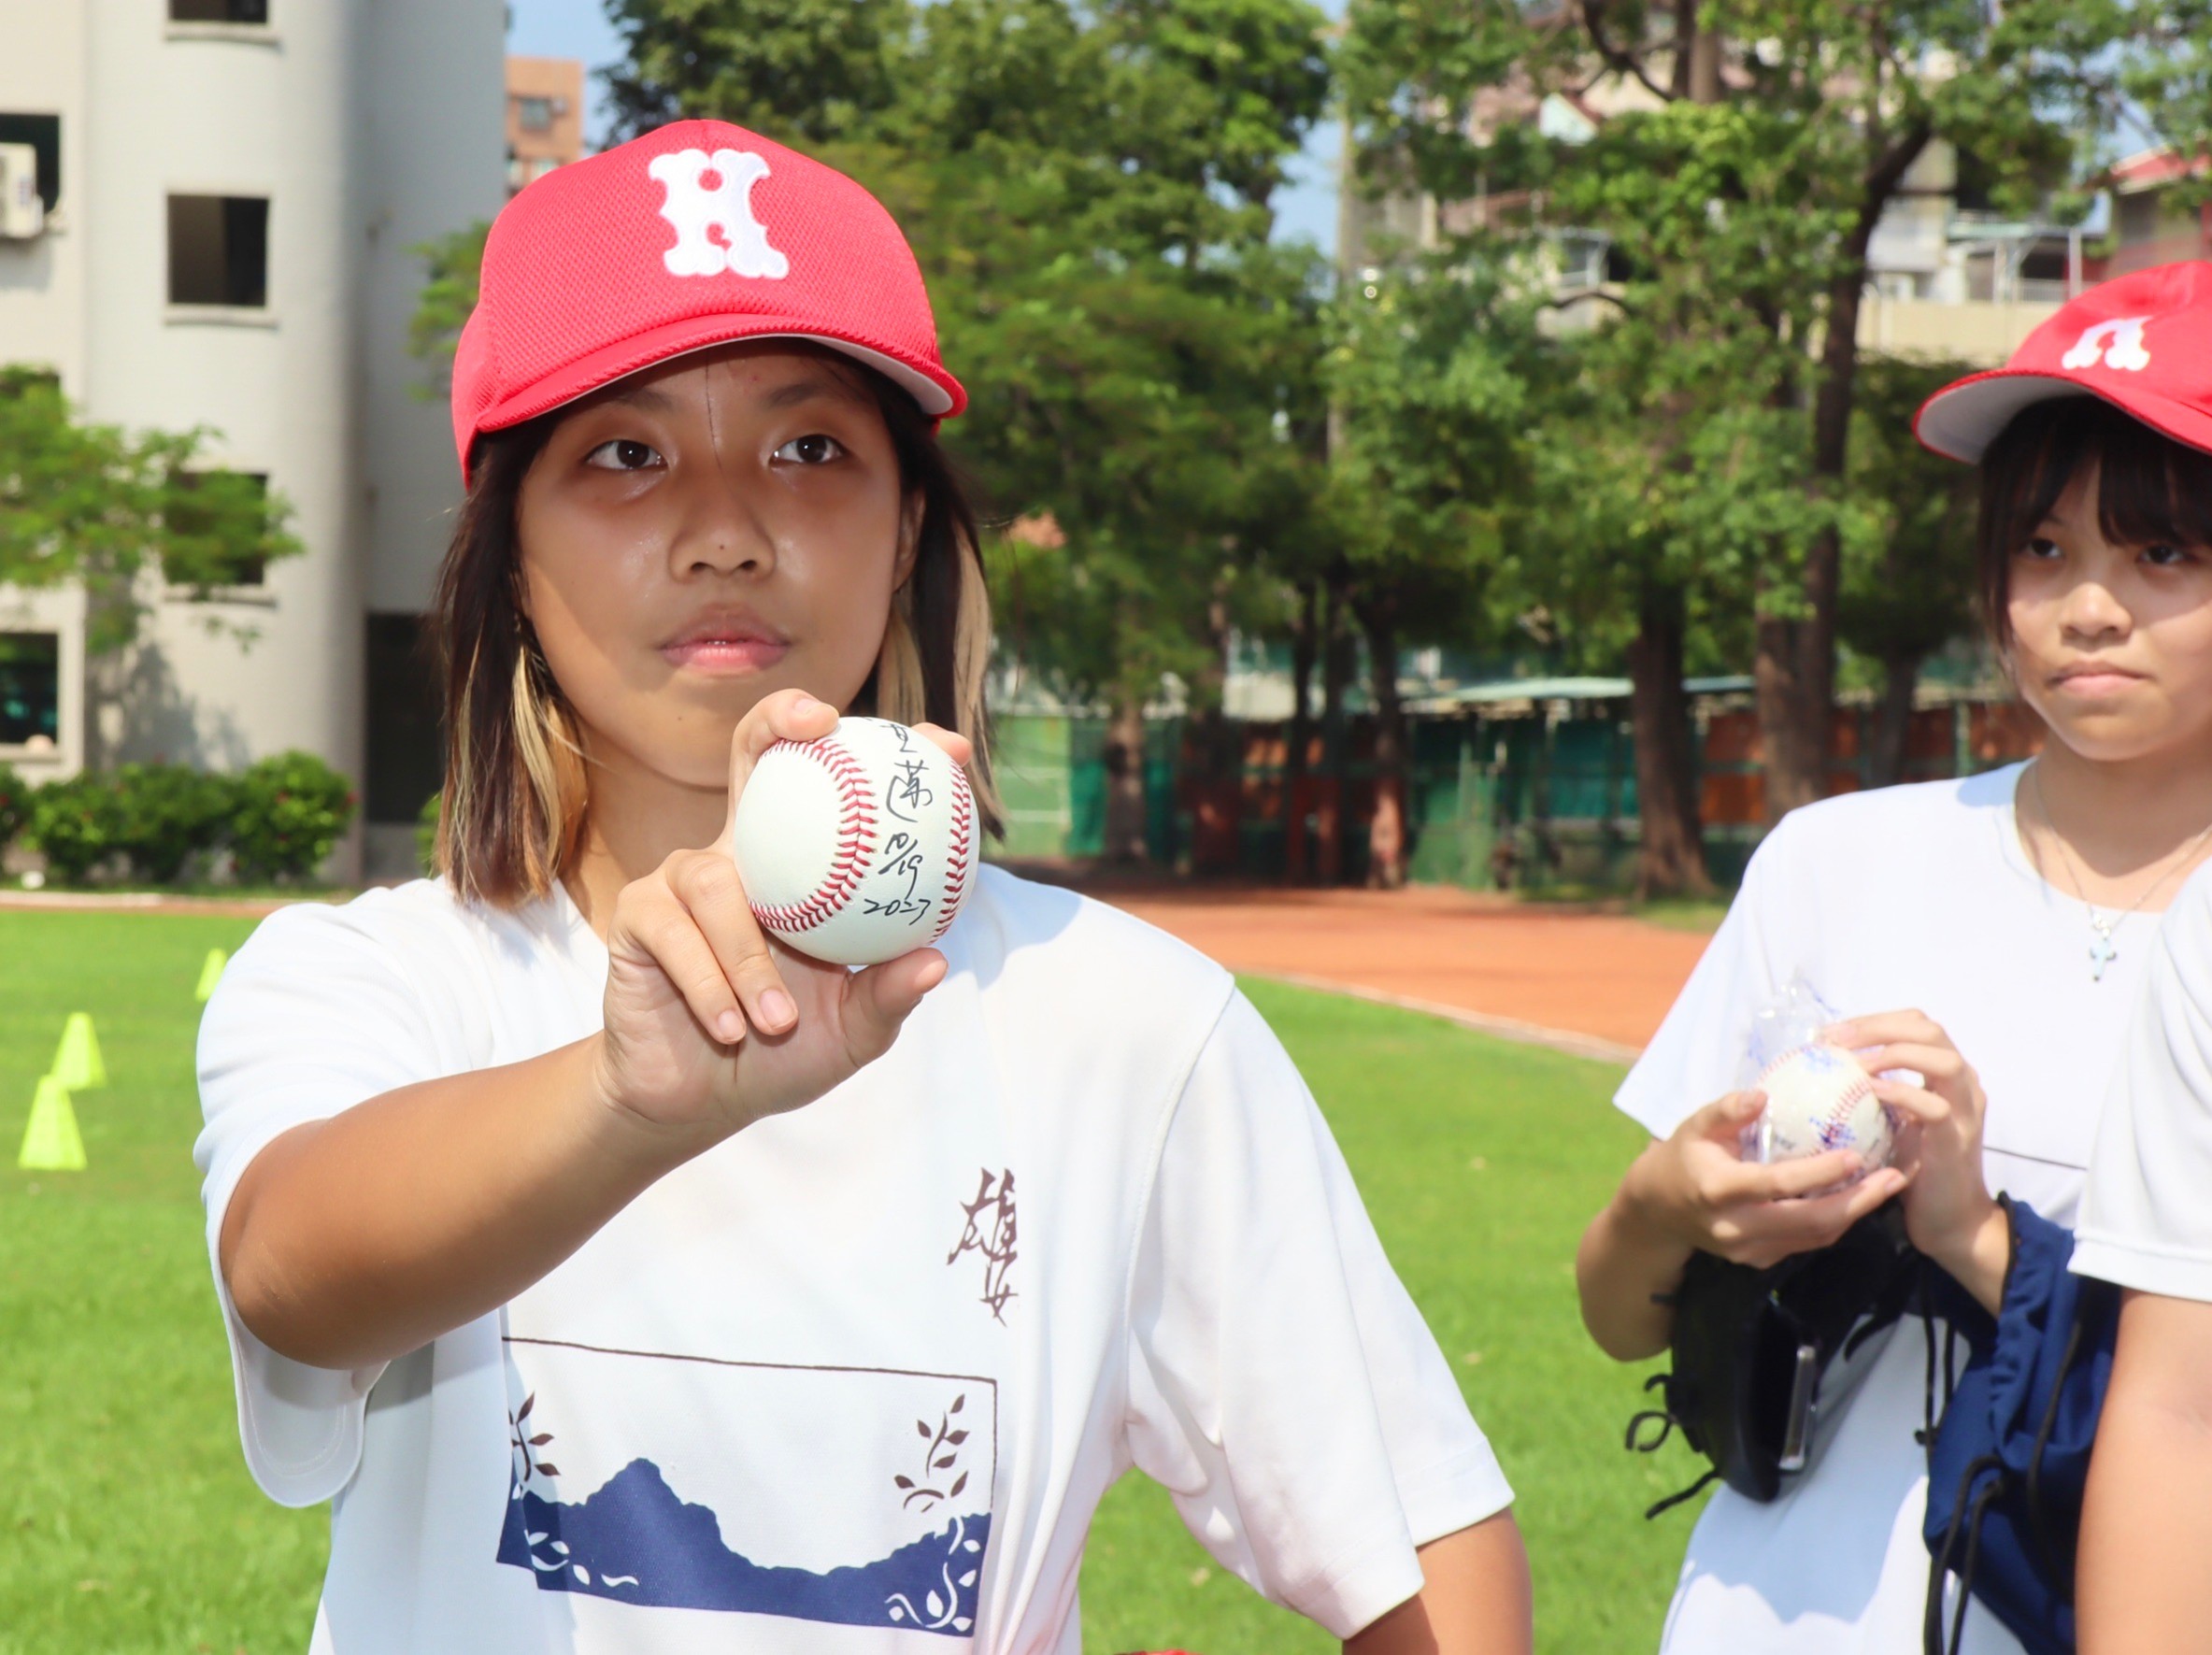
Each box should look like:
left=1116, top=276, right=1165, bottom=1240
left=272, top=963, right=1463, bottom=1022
left=985, top=693, right=2044, bottom=891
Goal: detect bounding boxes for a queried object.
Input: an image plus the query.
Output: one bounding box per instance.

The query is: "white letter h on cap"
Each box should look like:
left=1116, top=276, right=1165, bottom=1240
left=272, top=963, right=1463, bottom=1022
left=2061, top=317, right=2152, bottom=373
left=649, top=148, right=790, bottom=280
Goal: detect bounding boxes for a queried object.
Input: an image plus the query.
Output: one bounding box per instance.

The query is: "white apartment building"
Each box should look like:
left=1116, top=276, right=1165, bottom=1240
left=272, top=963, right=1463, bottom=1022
left=0, top=0, right=506, bottom=878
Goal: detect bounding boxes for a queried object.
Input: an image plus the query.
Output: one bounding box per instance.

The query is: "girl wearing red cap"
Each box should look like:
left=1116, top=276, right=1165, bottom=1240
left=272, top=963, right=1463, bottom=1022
left=2064, top=298, right=2212, bottom=1645
left=192, top=121, right=1531, bottom=1654
left=1574, top=260, right=2212, bottom=1653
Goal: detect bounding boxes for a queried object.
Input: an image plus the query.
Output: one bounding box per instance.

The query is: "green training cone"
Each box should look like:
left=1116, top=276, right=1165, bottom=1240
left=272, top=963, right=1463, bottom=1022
left=194, top=948, right=228, bottom=1003
left=50, top=1013, right=106, bottom=1092
left=18, top=1075, right=85, bottom=1172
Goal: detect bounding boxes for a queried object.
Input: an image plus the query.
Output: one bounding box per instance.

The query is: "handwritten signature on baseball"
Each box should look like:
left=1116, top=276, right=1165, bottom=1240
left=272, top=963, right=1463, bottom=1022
left=871, top=727, right=936, bottom=927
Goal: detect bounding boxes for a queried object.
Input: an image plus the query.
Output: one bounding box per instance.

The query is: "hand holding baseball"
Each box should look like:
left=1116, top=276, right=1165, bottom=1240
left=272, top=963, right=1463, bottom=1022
left=592, top=690, right=966, bottom=1142
left=1826, top=1009, right=2007, bottom=1311
left=1621, top=1090, right=1909, bottom=1272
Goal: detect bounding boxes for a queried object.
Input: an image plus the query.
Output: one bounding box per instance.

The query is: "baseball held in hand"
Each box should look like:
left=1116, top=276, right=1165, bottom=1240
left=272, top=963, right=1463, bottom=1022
left=730, top=717, right=978, bottom=967
left=1754, top=1044, right=1894, bottom=1173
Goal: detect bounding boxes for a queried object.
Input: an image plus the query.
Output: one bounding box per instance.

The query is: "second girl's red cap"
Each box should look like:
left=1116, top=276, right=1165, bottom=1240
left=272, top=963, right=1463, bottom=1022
left=1914, top=261, right=2212, bottom=464
left=450, top=119, right=966, bottom=479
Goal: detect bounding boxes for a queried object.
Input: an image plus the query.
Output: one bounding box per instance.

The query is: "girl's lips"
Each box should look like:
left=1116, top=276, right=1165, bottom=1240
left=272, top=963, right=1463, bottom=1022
left=659, top=636, right=791, bottom=674
left=2050, top=668, right=2146, bottom=699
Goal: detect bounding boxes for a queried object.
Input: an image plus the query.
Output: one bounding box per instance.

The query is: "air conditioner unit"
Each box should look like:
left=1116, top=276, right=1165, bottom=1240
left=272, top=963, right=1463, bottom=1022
left=0, top=143, right=43, bottom=239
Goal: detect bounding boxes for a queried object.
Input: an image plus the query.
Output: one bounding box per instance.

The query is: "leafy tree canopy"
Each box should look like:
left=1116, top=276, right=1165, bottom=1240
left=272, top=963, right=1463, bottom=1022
left=0, top=369, right=302, bottom=652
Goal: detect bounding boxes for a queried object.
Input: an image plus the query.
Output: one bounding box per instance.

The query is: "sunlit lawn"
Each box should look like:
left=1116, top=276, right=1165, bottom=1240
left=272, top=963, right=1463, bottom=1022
left=0, top=911, right=1704, bottom=1654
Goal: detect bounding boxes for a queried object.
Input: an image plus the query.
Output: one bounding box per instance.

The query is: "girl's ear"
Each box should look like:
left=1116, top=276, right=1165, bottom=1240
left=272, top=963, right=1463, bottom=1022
left=892, top=490, right=924, bottom=590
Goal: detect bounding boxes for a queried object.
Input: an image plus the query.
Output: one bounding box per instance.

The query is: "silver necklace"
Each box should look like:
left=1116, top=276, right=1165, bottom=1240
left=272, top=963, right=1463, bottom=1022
left=2029, top=763, right=2212, bottom=981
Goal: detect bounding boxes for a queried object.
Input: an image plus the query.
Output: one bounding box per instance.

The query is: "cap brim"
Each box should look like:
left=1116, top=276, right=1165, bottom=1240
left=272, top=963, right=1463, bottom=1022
left=468, top=311, right=963, bottom=470
left=1915, top=368, right=2212, bottom=464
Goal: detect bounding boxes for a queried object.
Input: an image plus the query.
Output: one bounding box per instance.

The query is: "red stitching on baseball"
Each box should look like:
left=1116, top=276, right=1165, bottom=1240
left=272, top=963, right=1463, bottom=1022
left=749, top=737, right=878, bottom=935
left=929, top=763, right=976, bottom=944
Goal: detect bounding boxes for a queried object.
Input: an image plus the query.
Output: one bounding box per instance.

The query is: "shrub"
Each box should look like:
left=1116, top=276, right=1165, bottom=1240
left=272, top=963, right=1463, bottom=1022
left=230, top=750, right=357, bottom=883
left=27, top=773, right=126, bottom=885
left=417, top=790, right=441, bottom=877
left=0, top=762, right=28, bottom=855
left=113, top=763, right=235, bottom=883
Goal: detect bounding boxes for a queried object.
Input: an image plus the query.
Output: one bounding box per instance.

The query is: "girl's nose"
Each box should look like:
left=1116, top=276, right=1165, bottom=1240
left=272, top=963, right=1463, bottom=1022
left=2058, top=578, right=2131, bottom=645
left=671, top=471, right=776, bottom=578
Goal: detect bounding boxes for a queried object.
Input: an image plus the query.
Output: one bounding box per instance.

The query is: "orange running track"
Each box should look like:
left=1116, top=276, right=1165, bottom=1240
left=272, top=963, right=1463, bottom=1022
left=1090, top=882, right=1714, bottom=1066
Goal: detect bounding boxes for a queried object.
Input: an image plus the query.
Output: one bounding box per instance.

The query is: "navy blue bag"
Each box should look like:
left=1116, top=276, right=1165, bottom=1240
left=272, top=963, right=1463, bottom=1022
left=1920, top=1196, right=2122, bottom=1655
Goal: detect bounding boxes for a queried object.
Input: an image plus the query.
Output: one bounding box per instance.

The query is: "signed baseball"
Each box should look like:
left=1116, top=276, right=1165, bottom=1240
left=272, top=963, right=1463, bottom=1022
left=730, top=717, right=978, bottom=967
left=1754, top=1044, right=1894, bottom=1171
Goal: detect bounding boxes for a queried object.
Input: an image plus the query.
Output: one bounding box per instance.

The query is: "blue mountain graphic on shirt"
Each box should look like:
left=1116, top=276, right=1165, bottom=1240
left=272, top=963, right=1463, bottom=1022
left=497, top=1458, right=989, bottom=1636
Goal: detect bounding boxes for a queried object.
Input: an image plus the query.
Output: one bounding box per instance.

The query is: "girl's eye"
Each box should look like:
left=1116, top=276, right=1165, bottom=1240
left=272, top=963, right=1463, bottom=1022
left=583, top=439, right=663, bottom=472
left=774, top=434, right=847, bottom=466
left=2143, top=542, right=2195, bottom=568
left=2019, top=536, right=2062, bottom=562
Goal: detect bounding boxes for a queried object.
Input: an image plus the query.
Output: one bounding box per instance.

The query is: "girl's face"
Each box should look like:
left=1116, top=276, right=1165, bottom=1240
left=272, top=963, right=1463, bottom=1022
left=2007, top=464, right=2212, bottom=764
left=516, top=344, right=920, bottom=792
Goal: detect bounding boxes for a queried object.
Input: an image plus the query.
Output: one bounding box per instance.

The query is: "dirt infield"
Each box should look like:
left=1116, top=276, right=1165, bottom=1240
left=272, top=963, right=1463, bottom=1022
left=1086, top=881, right=1713, bottom=1063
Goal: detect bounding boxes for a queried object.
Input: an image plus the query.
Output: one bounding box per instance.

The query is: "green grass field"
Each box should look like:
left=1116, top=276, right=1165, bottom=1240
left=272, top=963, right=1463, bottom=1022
left=0, top=910, right=1709, bottom=1654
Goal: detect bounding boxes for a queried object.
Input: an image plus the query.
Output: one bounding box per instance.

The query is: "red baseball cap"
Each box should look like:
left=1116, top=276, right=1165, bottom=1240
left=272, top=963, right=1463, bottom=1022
left=450, top=119, right=966, bottom=479
left=1914, top=262, right=2212, bottom=464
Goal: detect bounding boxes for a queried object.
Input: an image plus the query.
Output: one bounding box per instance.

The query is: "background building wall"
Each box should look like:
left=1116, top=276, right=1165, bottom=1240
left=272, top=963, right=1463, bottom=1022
left=0, top=0, right=504, bottom=878
left=83, top=0, right=366, bottom=788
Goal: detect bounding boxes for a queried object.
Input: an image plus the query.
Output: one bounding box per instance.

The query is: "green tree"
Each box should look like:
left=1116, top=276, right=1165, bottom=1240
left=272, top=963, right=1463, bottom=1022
left=0, top=368, right=301, bottom=651
left=1838, top=355, right=1981, bottom=788
left=604, top=0, right=908, bottom=144
left=407, top=221, right=490, bottom=397
left=1326, top=255, right=1536, bottom=886
left=1341, top=0, right=2212, bottom=820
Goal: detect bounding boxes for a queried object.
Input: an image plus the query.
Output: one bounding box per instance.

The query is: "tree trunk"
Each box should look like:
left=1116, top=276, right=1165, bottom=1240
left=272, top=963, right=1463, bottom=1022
left=1627, top=580, right=1713, bottom=898
left=1671, top=0, right=1721, bottom=102
left=1103, top=691, right=1149, bottom=864
left=1754, top=121, right=1934, bottom=820
left=1284, top=579, right=1319, bottom=884
left=1867, top=652, right=1920, bottom=790
left=1315, top=576, right=1353, bottom=885
left=1185, top=582, right=1239, bottom=873
left=1358, top=595, right=1408, bottom=890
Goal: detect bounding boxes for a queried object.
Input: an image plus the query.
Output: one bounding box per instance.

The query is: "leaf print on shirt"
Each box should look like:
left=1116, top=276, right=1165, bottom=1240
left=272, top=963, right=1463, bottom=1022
left=895, top=1393, right=971, bottom=1512
left=509, top=1392, right=559, bottom=1487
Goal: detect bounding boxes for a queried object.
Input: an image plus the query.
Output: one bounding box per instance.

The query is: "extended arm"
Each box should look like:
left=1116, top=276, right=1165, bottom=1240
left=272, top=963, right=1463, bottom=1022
left=2076, top=1291, right=2212, bottom=1651
left=223, top=1039, right=702, bottom=1370
left=220, top=694, right=956, bottom=1371
left=1345, top=1514, right=1533, bottom=1655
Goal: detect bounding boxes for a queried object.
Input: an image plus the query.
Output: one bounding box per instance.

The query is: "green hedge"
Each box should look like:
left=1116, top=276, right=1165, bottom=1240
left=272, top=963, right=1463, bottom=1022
left=1, top=752, right=358, bottom=888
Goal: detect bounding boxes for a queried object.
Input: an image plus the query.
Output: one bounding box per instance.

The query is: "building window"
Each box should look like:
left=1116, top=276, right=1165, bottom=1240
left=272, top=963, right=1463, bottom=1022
left=167, top=194, right=268, bottom=308
left=0, top=633, right=60, bottom=749
left=170, top=0, right=271, bottom=21
left=170, top=470, right=271, bottom=587
left=0, top=114, right=61, bottom=214
left=364, top=615, right=443, bottom=826
left=2118, top=191, right=2162, bottom=249
left=518, top=96, right=554, bottom=133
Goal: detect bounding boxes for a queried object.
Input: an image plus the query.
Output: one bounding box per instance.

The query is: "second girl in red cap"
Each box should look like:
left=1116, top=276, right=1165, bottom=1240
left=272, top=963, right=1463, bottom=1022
left=191, top=121, right=1534, bottom=1653
left=1576, top=261, right=2212, bottom=1653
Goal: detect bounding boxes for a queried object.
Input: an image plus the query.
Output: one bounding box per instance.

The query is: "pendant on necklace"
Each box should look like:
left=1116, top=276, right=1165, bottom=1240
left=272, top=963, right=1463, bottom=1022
left=2091, top=931, right=2118, bottom=982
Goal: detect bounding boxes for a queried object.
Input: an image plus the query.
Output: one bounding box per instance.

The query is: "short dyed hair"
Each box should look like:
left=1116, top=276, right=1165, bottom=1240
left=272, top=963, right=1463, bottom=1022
left=429, top=353, right=1001, bottom=908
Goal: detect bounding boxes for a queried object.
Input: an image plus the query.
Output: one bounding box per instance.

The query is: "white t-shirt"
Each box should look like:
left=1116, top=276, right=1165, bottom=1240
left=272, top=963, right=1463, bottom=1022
left=2076, top=858, right=2212, bottom=1299
left=194, top=865, right=1511, bottom=1655
left=1616, top=766, right=2156, bottom=1655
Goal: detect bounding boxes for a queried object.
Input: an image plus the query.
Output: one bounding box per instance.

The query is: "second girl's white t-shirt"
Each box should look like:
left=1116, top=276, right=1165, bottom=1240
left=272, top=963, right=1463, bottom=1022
left=2075, top=858, right=2212, bottom=1298
left=1616, top=764, right=2156, bottom=1655
left=194, top=864, right=1512, bottom=1655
